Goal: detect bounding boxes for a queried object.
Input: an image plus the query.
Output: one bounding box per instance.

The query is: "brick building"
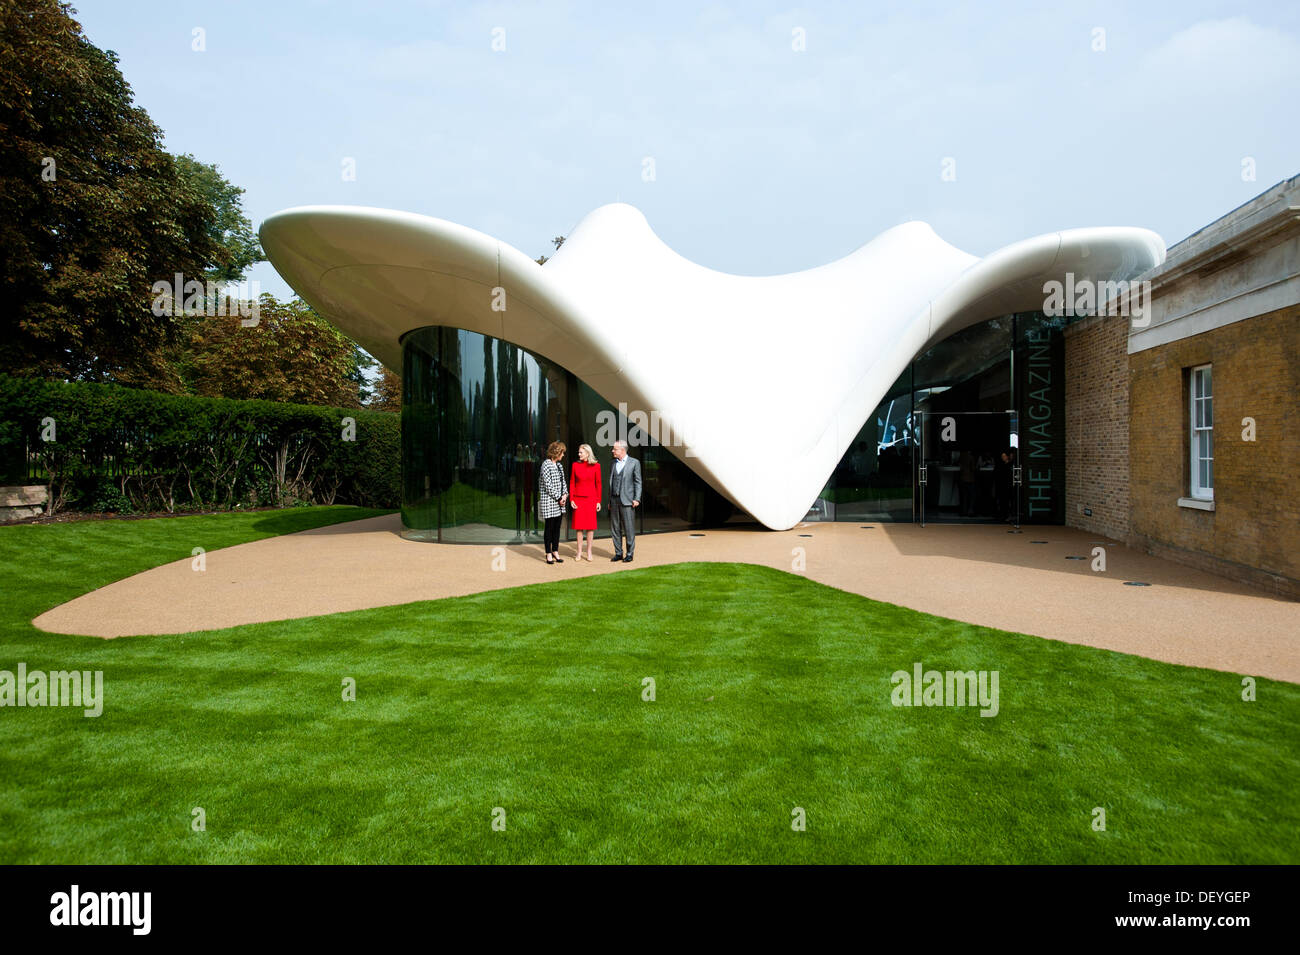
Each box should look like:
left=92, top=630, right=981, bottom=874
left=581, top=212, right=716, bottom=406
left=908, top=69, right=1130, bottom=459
left=1066, top=175, right=1300, bottom=598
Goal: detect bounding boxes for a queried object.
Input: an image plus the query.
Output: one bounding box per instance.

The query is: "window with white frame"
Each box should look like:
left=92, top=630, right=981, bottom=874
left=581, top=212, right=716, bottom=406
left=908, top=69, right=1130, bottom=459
left=1189, top=364, right=1213, bottom=500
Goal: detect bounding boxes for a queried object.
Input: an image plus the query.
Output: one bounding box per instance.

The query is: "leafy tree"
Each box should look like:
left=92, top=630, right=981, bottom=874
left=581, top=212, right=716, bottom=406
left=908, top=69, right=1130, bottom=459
left=344, top=345, right=377, bottom=408
left=371, top=366, right=402, bottom=412
left=173, top=153, right=263, bottom=284
left=185, top=295, right=367, bottom=408
left=0, top=1, right=239, bottom=383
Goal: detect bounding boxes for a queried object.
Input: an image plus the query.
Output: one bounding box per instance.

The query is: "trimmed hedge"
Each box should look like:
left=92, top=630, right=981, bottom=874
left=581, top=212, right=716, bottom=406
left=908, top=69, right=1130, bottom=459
left=0, top=374, right=399, bottom=513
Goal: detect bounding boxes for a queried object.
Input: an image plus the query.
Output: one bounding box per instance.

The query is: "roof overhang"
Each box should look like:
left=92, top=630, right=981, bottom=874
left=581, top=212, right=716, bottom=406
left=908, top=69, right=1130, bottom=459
left=261, top=203, right=1164, bottom=529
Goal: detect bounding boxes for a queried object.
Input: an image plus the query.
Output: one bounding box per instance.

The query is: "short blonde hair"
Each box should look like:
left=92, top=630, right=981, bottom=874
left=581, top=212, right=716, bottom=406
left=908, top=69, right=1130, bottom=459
left=578, top=443, right=596, bottom=464
left=546, top=440, right=566, bottom=461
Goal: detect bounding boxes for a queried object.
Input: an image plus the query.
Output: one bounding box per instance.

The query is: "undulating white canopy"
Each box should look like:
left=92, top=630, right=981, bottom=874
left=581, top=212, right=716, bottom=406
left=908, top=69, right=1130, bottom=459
left=260, top=203, right=1164, bottom=529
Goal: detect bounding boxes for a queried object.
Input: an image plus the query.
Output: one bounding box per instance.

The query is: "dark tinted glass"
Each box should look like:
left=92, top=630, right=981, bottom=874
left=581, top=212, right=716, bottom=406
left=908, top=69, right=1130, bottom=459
left=402, top=326, right=736, bottom=542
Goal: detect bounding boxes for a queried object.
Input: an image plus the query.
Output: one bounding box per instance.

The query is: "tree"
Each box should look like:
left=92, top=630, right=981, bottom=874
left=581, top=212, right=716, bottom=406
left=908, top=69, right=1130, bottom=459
left=185, top=295, right=367, bottom=408
left=115, top=153, right=266, bottom=393
left=371, top=366, right=402, bottom=412
left=173, top=154, right=263, bottom=284
left=344, top=345, right=377, bottom=408
left=0, top=1, right=238, bottom=383
left=536, top=234, right=565, bottom=265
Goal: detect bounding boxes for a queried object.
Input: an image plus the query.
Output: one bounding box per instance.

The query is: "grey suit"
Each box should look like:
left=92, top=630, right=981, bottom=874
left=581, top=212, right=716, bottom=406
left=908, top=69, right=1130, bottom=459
left=609, top=456, right=642, bottom=558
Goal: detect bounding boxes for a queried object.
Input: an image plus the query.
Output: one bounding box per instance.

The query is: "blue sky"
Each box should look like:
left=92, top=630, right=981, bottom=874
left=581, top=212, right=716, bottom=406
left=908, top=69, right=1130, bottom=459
left=75, top=0, right=1300, bottom=300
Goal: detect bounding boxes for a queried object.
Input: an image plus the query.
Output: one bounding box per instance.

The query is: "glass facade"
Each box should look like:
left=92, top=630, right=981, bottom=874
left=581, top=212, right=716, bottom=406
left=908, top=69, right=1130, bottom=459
left=401, top=326, right=733, bottom=543
left=810, top=311, right=1069, bottom=524
left=401, top=312, right=1070, bottom=541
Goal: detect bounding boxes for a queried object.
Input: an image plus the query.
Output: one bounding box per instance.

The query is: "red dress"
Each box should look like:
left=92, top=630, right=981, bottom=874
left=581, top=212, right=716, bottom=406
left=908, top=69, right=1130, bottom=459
left=569, top=461, right=601, bottom=530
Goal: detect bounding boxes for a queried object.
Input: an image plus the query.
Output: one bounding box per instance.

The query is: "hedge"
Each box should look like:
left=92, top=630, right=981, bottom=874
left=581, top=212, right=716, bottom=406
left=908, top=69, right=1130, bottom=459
left=0, top=374, right=400, bottom=513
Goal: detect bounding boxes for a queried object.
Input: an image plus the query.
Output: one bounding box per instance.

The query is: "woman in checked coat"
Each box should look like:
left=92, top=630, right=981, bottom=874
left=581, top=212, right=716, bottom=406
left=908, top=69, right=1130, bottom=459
left=539, top=441, right=568, bottom=564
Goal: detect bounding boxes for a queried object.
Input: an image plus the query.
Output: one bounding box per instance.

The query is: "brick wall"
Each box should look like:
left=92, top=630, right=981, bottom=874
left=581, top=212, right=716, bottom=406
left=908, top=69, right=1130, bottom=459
left=1064, top=314, right=1131, bottom=541
left=1128, top=304, right=1300, bottom=598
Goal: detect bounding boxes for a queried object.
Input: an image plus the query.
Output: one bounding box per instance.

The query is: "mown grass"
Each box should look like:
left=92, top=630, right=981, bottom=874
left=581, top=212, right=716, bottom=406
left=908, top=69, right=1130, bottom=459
left=0, top=506, right=1295, bottom=863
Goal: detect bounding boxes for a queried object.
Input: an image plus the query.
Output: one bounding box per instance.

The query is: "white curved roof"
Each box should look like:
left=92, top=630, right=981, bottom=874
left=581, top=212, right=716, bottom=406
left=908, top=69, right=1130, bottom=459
left=260, top=203, right=1164, bottom=530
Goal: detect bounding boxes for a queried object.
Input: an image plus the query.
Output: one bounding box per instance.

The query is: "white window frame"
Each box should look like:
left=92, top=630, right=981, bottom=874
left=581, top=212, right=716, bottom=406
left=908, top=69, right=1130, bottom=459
left=1189, top=364, right=1213, bottom=501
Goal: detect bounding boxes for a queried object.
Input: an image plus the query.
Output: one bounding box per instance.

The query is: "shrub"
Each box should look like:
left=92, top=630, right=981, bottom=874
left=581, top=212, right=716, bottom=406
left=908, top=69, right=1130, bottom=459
left=0, top=374, right=399, bottom=513
left=86, top=478, right=132, bottom=514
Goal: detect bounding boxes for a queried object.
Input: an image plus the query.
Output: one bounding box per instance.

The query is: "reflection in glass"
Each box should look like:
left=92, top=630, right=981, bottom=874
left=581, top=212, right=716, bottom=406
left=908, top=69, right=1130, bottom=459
left=401, top=326, right=736, bottom=543
left=406, top=311, right=1070, bottom=538
left=912, top=318, right=1013, bottom=522
left=814, top=366, right=916, bottom=522
left=810, top=310, right=1066, bottom=524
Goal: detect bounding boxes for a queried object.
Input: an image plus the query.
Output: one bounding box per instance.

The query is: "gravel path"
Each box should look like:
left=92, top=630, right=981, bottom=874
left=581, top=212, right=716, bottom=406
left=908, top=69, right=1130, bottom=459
left=32, top=514, right=1300, bottom=682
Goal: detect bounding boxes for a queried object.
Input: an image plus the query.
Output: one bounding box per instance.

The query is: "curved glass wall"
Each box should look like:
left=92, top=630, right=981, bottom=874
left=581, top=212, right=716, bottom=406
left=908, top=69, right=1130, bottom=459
left=811, top=311, right=1068, bottom=524
left=401, top=326, right=736, bottom=543
left=403, top=313, right=1069, bottom=540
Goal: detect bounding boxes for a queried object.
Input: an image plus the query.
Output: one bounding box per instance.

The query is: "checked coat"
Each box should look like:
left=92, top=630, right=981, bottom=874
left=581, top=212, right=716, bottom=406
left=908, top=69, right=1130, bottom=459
left=538, top=458, right=568, bottom=520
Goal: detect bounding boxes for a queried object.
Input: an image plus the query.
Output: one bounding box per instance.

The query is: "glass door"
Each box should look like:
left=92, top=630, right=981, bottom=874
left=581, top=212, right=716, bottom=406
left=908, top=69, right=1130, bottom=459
left=917, top=411, right=1017, bottom=525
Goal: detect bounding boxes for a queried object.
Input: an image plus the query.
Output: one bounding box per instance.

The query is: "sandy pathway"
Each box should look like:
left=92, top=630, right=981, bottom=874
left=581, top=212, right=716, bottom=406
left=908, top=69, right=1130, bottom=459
left=32, top=515, right=1300, bottom=682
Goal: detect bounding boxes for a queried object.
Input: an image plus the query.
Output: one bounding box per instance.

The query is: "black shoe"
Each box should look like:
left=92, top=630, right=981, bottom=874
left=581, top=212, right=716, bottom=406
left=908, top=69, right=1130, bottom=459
left=553, top=556, right=564, bottom=563
left=623, top=555, right=633, bottom=563
left=611, top=555, right=623, bottom=562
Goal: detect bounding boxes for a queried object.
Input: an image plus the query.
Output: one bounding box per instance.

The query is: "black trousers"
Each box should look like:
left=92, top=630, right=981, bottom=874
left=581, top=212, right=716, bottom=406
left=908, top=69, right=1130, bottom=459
left=543, top=515, right=562, bottom=554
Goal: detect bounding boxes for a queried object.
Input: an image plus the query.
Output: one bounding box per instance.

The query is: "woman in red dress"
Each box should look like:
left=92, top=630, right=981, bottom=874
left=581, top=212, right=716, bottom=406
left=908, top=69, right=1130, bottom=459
left=569, top=443, right=602, bottom=562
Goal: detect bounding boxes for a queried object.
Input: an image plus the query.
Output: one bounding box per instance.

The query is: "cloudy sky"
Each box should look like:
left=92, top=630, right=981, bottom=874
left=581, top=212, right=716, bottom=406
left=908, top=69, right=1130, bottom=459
left=75, top=0, right=1300, bottom=300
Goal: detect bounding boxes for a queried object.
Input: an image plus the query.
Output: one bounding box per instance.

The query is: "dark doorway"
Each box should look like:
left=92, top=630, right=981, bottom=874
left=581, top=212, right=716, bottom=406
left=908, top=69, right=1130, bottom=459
left=917, top=411, right=1018, bottom=525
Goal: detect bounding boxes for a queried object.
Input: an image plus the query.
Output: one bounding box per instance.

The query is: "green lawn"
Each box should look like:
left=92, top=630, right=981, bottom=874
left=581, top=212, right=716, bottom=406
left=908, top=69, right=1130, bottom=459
left=0, top=507, right=1295, bottom=863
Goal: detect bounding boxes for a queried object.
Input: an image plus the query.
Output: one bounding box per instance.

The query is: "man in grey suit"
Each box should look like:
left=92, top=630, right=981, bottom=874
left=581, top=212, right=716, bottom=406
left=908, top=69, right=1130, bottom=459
left=608, top=439, right=642, bottom=562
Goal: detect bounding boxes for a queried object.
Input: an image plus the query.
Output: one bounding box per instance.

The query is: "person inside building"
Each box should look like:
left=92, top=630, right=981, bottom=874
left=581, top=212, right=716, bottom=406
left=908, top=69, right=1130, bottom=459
left=994, top=448, right=1012, bottom=522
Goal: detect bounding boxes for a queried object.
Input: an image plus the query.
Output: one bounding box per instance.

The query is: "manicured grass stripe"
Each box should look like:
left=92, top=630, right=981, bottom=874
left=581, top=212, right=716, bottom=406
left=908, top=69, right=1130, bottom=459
left=0, top=508, right=1295, bottom=863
